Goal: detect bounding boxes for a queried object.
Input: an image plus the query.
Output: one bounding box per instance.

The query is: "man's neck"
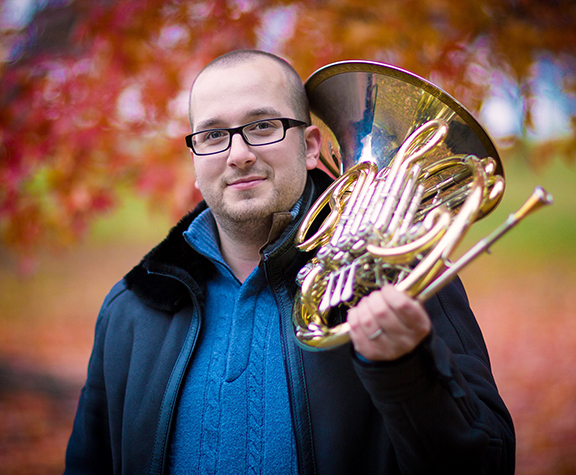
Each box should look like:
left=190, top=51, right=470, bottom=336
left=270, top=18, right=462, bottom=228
left=216, top=220, right=271, bottom=283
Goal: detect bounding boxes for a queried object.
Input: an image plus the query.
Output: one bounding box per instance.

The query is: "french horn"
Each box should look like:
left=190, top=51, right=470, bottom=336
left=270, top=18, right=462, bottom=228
left=293, top=60, right=552, bottom=351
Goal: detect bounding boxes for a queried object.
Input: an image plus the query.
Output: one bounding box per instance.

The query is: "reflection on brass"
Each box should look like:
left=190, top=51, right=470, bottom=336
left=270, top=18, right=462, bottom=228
left=293, top=61, right=552, bottom=351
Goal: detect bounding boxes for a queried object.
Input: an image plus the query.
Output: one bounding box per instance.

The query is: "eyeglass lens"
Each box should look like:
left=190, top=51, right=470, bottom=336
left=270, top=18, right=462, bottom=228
left=192, top=119, right=285, bottom=155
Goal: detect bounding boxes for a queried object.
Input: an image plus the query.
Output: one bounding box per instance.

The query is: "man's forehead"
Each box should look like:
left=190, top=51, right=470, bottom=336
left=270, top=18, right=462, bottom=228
left=194, top=56, right=287, bottom=90
left=204, top=55, right=283, bottom=76
left=190, top=57, right=293, bottom=128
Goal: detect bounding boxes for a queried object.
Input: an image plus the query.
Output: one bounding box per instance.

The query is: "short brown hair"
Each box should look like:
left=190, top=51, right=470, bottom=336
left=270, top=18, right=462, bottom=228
left=189, top=49, right=311, bottom=127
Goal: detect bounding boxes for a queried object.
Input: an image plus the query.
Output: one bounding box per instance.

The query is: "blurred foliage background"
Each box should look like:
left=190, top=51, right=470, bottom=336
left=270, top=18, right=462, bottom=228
left=0, top=0, right=575, bottom=473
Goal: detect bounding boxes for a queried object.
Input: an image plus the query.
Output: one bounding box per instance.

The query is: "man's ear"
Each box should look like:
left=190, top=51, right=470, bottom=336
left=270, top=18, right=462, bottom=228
left=304, top=125, right=321, bottom=170
left=189, top=150, right=201, bottom=190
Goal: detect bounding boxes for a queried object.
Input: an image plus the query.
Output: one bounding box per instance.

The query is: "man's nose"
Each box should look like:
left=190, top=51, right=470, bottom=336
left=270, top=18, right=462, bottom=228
left=226, top=133, right=256, bottom=168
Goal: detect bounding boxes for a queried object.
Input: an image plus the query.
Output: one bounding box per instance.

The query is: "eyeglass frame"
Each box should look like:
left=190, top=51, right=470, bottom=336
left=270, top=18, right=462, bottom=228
left=185, top=117, right=309, bottom=156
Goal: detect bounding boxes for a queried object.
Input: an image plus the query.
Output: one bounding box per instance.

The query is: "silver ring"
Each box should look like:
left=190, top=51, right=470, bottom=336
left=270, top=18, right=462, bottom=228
left=368, top=328, right=383, bottom=340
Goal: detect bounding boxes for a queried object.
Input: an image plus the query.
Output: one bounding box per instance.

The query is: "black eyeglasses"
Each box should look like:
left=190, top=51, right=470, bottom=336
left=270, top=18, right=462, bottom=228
left=185, top=118, right=308, bottom=156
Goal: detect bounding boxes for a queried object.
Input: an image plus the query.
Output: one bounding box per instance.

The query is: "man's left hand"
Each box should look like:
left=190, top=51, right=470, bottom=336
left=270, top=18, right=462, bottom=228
left=347, top=285, right=432, bottom=361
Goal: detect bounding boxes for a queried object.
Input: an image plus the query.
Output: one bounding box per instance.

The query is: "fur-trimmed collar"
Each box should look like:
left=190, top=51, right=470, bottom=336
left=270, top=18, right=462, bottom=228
left=123, top=200, right=212, bottom=312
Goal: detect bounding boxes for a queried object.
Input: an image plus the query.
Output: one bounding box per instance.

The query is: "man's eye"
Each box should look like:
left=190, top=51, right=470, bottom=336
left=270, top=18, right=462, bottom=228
left=247, top=120, right=278, bottom=134
left=202, top=130, right=227, bottom=142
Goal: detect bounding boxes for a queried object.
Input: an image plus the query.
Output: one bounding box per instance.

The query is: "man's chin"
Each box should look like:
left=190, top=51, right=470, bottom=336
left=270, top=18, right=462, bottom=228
left=220, top=200, right=277, bottom=224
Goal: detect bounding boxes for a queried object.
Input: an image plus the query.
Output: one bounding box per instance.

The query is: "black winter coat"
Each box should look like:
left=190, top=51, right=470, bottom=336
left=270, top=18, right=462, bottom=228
left=64, top=169, right=515, bottom=475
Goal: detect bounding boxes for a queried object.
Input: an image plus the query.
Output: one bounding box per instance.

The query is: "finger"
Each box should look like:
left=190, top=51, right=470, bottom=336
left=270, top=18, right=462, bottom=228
left=379, top=285, right=431, bottom=334
left=361, top=289, right=412, bottom=341
left=347, top=304, right=385, bottom=359
left=348, top=297, right=379, bottom=341
left=347, top=301, right=384, bottom=351
left=357, top=292, right=390, bottom=337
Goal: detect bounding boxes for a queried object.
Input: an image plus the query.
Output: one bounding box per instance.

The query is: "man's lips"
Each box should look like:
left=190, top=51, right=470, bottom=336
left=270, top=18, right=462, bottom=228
left=227, top=175, right=267, bottom=190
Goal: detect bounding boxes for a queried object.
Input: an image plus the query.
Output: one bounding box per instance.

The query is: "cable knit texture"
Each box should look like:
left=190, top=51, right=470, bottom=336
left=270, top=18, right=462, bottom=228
left=169, top=209, right=298, bottom=474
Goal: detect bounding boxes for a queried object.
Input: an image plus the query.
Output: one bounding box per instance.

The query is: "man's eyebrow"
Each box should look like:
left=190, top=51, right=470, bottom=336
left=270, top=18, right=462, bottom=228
left=245, top=107, right=283, bottom=119
left=195, top=119, right=222, bottom=131
left=195, top=108, right=284, bottom=132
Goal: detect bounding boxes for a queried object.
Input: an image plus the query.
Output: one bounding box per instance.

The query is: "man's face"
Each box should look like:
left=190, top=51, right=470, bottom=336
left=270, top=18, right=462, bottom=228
left=189, top=58, right=319, bottom=228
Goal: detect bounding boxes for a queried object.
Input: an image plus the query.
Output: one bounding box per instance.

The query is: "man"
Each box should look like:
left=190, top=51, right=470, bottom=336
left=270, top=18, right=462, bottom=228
left=65, top=50, right=515, bottom=474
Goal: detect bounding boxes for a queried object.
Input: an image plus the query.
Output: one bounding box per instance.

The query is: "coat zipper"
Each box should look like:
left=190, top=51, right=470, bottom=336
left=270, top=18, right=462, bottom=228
left=145, top=270, right=202, bottom=475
